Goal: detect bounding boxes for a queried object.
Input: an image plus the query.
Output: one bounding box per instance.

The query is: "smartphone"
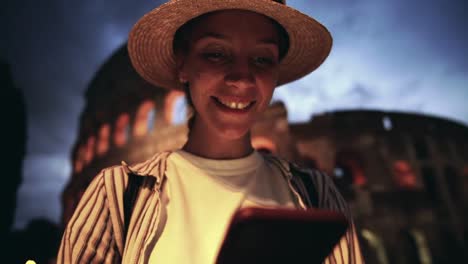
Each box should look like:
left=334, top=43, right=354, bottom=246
left=215, top=207, right=348, bottom=264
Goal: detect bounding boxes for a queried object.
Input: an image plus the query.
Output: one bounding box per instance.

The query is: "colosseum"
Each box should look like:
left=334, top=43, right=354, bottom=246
left=62, top=45, right=468, bottom=263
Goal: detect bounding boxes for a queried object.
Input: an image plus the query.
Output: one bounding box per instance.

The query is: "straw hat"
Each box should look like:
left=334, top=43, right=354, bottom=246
left=128, top=0, right=332, bottom=90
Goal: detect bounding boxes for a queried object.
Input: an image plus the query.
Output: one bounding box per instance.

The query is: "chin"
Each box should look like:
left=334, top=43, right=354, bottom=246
left=216, top=125, right=251, bottom=141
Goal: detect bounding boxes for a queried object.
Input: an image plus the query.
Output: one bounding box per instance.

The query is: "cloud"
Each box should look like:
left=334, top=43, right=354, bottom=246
left=4, top=0, right=468, bottom=228
left=6, top=0, right=167, bottom=228
left=14, top=154, right=70, bottom=228
left=275, top=0, right=468, bottom=124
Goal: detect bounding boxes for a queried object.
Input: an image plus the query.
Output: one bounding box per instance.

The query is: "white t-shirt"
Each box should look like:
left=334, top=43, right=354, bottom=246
left=148, top=150, right=295, bottom=264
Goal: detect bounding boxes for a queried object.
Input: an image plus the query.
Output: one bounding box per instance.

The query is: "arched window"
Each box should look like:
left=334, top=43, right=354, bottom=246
left=74, top=144, right=86, bottom=173
left=456, top=141, right=468, bottom=161
left=251, top=136, right=277, bottom=154
left=413, top=136, right=430, bottom=160
left=165, top=90, right=188, bottom=125
left=421, top=166, right=440, bottom=204
left=334, top=151, right=366, bottom=188
left=134, top=100, right=156, bottom=137
left=393, top=160, right=417, bottom=189
left=96, top=123, right=110, bottom=156
left=74, top=160, right=83, bottom=174
left=436, top=137, right=452, bottom=158
left=333, top=164, right=354, bottom=188
left=360, top=229, right=389, bottom=264
left=114, top=113, right=130, bottom=147
left=147, top=108, right=156, bottom=131
left=443, top=166, right=461, bottom=203
left=386, top=133, right=407, bottom=157
left=84, top=136, right=95, bottom=164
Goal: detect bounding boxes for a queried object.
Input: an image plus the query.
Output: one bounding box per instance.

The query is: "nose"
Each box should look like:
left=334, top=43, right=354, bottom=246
left=225, top=58, right=255, bottom=89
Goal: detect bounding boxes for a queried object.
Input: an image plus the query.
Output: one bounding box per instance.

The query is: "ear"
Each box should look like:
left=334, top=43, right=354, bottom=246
left=175, top=55, right=188, bottom=84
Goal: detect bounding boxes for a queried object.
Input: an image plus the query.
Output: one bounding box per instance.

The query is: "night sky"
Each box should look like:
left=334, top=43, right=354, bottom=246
left=2, top=0, right=467, bottom=229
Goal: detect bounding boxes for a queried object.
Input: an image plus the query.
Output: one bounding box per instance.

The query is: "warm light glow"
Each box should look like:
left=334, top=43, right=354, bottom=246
left=164, top=90, right=186, bottom=124
left=336, top=153, right=367, bottom=186
left=25, top=260, right=36, bottom=264
left=353, top=167, right=367, bottom=186
left=393, top=160, right=417, bottom=188
left=97, top=123, right=110, bottom=156
left=114, top=113, right=130, bottom=147
left=463, top=166, right=468, bottom=176
left=134, top=100, right=156, bottom=137
left=84, top=136, right=95, bottom=163
left=74, top=160, right=83, bottom=173
left=75, top=144, right=86, bottom=170
left=251, top=136, right=277, bottom=154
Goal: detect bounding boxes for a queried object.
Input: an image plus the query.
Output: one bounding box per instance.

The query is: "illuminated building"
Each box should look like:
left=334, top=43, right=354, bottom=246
left=63, top=45, right=468, bottom=263
left=291, top=110, right=468, bottom=263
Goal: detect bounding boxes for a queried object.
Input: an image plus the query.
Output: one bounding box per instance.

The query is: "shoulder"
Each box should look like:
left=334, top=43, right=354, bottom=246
left=263, top=155, right=351, bottom=215
left=125, top=151, right=172, bottom=176
left=260, top=152, right=291, bottom=176
left=84, top=151, right=172, bottom=196
left=261, top=153, right=327, bottom=184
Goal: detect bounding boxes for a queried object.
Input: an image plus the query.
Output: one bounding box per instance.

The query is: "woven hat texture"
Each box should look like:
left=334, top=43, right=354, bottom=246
left=128, top=0, right=332, bottom=89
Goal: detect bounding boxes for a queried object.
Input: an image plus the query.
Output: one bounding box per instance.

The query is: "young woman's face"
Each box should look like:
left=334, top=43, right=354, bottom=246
left=178, top=10, right=281, bottom=140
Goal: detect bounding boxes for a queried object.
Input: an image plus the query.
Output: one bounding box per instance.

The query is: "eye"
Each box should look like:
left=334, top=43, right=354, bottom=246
left=252, top=56, right=276, bottom=67
left=203, top=52, right=227, bottom=63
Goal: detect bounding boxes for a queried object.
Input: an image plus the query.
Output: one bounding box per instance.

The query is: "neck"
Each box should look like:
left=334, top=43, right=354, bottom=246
left=182, top=118, right=254, bottom=160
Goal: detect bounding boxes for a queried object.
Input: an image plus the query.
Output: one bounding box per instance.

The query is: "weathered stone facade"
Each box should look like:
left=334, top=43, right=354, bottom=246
left=63, top=45, right=468, bottom=263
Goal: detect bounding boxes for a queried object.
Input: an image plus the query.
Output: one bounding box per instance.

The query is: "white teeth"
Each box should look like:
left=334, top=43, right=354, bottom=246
left=218, top=99, right=251, bottom=109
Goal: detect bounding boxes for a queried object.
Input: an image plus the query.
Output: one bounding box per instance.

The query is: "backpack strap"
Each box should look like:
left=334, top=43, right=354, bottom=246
left=123, top=173, right=144, bottom=238
left=289, top=163, right=319, bottom=208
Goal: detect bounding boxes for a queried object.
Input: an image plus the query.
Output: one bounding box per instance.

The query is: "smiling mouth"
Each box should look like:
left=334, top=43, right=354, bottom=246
left=212, top=96, right=256, bottom=110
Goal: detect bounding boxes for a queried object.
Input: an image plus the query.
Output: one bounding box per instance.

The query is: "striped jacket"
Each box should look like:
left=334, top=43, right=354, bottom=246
left=57, top=151, right=364, bottom=263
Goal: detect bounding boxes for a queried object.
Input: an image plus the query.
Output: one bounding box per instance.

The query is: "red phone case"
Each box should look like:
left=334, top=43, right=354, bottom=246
left=216, top=207, right=348, bottom=264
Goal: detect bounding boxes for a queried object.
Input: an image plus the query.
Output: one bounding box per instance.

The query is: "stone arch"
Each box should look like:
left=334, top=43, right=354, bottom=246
left=335, top=150, right=366, bottom=187
left=114, top=113, right=130, bottom=147
left=134, top=100, right=156, bottom=137
left=96, top=123, right=110, bottom=156
left=164, top=90, right=187, bottom=125
left=392, top=160, right=417, bottom=189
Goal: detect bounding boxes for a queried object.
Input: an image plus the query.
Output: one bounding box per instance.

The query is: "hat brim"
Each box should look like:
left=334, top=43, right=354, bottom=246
left=128, top=0, right=332, bottom=90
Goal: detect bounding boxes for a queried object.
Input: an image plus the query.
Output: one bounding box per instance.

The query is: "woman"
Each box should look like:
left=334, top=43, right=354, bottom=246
left=58, top=0, right=364, bottom=263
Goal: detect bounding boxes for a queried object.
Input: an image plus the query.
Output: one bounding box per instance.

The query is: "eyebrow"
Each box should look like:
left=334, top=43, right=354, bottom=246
left=195, top=32, right=279, bottom=45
